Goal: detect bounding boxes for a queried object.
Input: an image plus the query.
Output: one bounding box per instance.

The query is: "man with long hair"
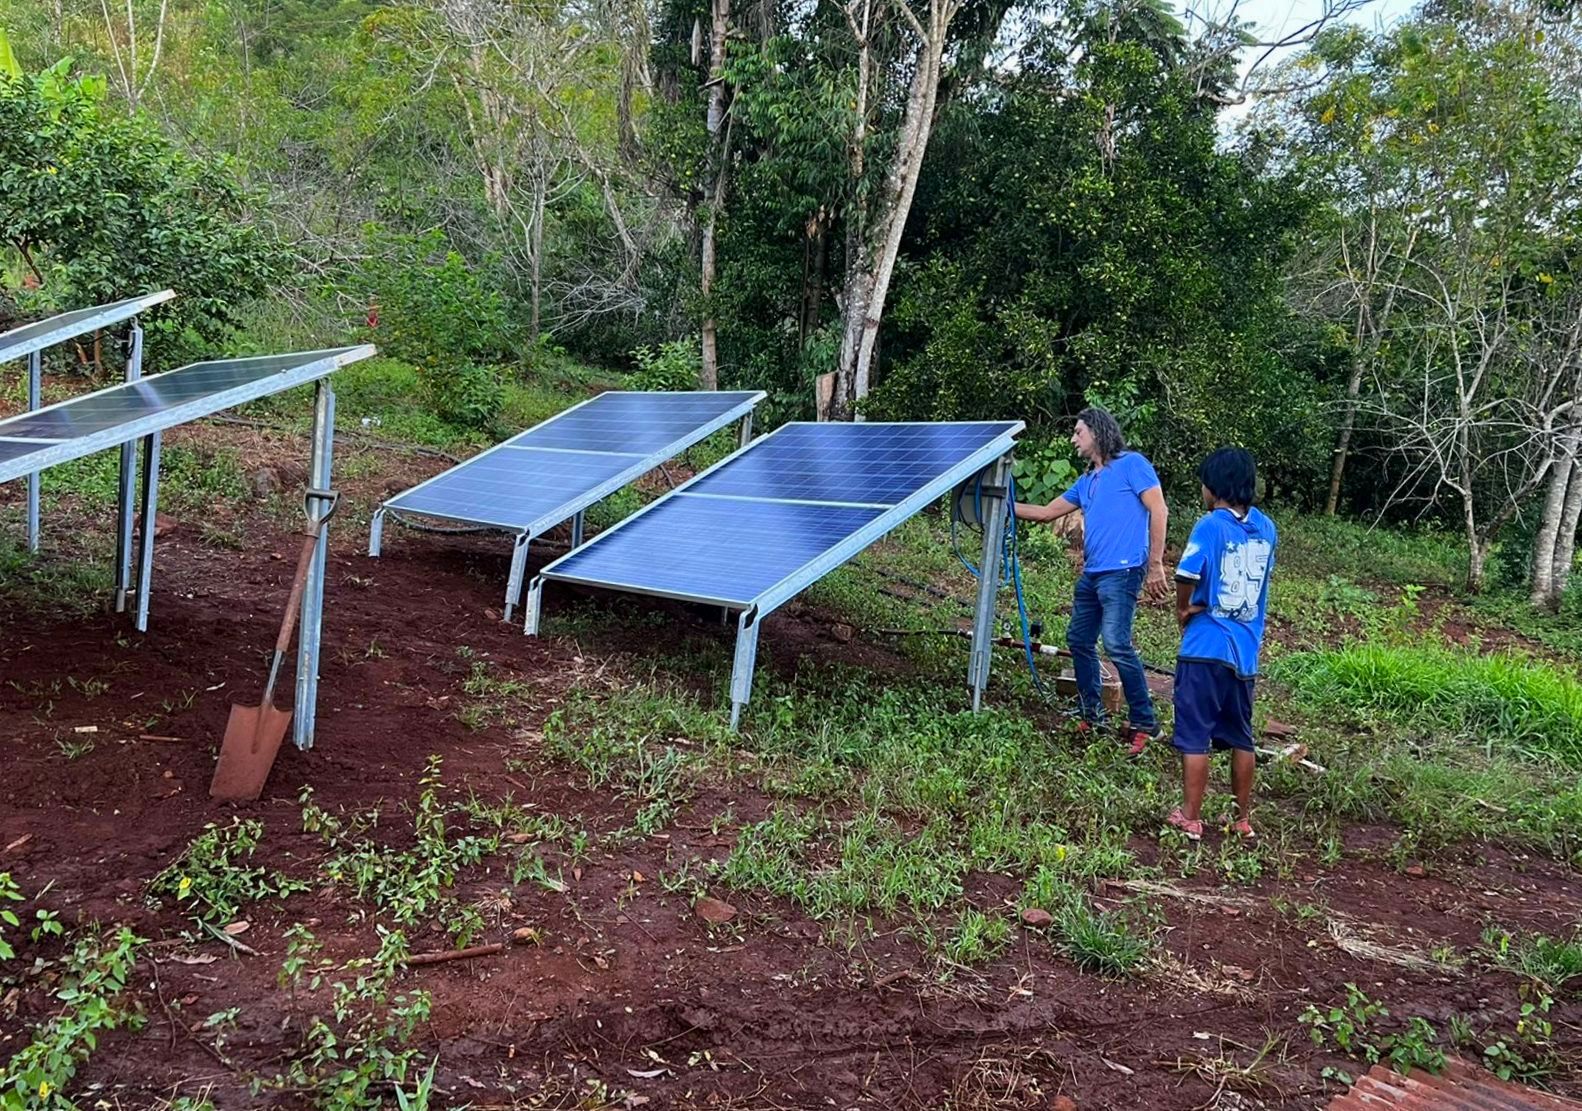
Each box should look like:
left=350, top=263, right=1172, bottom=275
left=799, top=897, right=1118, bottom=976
left=1014, top=407, right=1169, bottom=756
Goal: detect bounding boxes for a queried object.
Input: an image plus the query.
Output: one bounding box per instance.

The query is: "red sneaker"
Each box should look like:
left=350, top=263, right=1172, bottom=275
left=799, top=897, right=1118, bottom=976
left=1124, top=730, right=1150, bottom=759
left=1166, top=808, right=1203, bottom=842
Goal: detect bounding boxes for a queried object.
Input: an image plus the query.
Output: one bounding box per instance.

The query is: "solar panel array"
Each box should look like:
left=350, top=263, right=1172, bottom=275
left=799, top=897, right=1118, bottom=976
left=381, top=390, right=765, bottom=535
left=537, top=421, right=1022, bottom=610
left=0, top=346, right=374, bottom=484
left=0, top=291, right=175, bottom=366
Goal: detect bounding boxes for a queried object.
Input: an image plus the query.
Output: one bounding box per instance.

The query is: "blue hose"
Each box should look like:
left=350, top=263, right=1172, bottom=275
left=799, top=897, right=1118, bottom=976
left=951, top=473, right=1045, bottom=693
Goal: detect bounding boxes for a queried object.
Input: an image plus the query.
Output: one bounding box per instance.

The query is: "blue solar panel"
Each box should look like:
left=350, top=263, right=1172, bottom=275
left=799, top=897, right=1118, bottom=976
left=538, top=421, right=1021, bottom=611
left=539, top=494, right=884, bottom=605
left=512, top=392, right=762, bottom=454
left=382, top=390, right=763, bottom=533
left=389, top=447, right=636, bottom=531
left=686, top=422, right=1020, bottom=505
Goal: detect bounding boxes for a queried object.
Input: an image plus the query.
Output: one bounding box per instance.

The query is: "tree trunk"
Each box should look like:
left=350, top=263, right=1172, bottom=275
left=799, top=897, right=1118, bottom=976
left=800, top=215, right=827, bottom=346
left=698, top=0, right=730, bottom=391
left=1325, top=355, right=1366, bottom=516
left=1553, top=450, right=1582, bottom=603
left=529, top=183, right=546, bottom=340
left=834, top=4, right=952, bottom=418
left=1530, top=418, right=1579, bottom=609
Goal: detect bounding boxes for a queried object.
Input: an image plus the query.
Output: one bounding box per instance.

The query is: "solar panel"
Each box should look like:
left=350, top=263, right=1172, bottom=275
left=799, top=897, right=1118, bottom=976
left=372, top=389, right=766, bottom=617
left=0, top=346, right=374, bottom=484
left=528, top=419, right=1024, bottom=726
left=0, top=291, right=175, bottom=366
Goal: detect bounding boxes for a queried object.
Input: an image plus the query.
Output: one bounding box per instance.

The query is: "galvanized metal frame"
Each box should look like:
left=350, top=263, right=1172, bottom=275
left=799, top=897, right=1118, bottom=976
left=0, top=347, right=372, bottom=484
left=0, top=343, right=372, bottom=749
left=0, top=290, right=176, bottom=367
left=113, top=322, right=145, bottom=615
left=526, top=420, right=1024, bottom=728
left=369, top=390, right=766, bottom=620
left=0, top=291, right=175, bottom=553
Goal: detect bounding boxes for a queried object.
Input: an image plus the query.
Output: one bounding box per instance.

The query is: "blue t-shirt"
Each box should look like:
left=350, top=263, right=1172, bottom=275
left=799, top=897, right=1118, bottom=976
left=1060, top=452, right=1162, bottom=573
left=1175, top=507, right=1278, bottom=678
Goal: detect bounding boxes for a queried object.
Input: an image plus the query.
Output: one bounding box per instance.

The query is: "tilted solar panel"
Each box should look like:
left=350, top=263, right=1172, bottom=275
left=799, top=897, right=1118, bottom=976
left=0, top=291, right=175, bottom=366
left=528, top=419, right=1024, bottom=727
left=0, top=347, right=374, bottom=485
left=372, top=389, right=766, bottom=617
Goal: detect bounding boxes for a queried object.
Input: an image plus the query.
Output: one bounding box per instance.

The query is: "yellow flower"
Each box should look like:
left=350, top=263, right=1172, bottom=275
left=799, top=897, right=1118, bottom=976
left=1319, top=106, right=1336, bottom=125
left=39, top=1082, right=51, bottom=1099
left=1054, top=844, right=1068, bottom=863
left=178, top=876, right=192, bottom=896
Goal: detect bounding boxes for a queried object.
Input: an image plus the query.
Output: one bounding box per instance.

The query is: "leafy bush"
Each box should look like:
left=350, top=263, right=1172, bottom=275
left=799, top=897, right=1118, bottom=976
left=0, top=63, right=284, bottom=371
left=629, top=338, right=701, bottom=391
left=1012, top=441, right=1079, bottom=509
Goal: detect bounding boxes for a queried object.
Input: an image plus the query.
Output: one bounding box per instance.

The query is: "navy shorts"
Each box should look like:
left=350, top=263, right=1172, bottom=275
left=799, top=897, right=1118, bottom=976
left=1171, top=659, right=1256, bottom=755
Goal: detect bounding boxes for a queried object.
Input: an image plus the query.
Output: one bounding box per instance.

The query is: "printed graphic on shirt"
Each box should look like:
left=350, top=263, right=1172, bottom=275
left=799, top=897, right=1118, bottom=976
left=1213, top=539, right=1273, bottom=622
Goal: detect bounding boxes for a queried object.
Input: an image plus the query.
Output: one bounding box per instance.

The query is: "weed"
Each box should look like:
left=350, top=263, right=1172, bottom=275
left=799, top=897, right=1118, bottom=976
left=939, top=909, right=1012, bottom=971
left=0, top=926, right=146, bottom=1109
left=267, top=925, right=433, bottom=1110
left=1054, top=896, right=1154, bottom=976
left=302, top=757, right=499, bottom=941
left=1482, top=926, right=1582, bottom=993
left=149, top=818, right=308, bottom=923
left=1299, top=983, right=1446, bottom=1074
left=53, top=735, right=95, bottom=760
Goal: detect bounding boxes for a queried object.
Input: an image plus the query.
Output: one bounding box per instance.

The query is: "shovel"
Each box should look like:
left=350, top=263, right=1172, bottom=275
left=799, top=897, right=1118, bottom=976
left=210, top=488, right=339, bottom=801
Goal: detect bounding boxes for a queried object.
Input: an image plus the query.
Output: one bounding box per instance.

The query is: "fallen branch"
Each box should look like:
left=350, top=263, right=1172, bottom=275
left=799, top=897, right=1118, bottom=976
left=401, top=942, right=505, bottom=968
left=1255, top=743, right=1327, bottom=775
left=199, top=919, right=261, bottom=957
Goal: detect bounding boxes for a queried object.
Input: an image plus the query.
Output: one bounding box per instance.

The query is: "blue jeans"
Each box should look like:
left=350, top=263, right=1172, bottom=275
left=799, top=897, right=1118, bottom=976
left=1066, top=568, right=1158, bottom=734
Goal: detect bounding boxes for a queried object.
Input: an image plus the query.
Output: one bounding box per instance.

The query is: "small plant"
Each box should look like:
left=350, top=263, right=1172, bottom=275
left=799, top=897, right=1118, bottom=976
left=304, top=758, right=499, bottom=929
left=150, top=818, right=308, bottom=923
left=267, top=926, right=433, bottom=1110
left=1055, top=896, right=1154, bottom=976
left=0, top=926, right=146, bottom=1109
left=629, top=338, right=701, bottom=391
left=939, top=909, right=1012, bottom=970
left=54, top=735, right=95, bottom=760
left=0, top=874, right=21, bottom=960
left=1482, top=926, right=1582, bottom=992
left=1299, top=983, right=1445, bottom=1075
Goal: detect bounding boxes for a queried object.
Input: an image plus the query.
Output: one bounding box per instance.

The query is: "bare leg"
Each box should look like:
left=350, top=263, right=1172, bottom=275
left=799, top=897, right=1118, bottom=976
left=1181, top=754, right=1210, bottom=821
left=1230, top=749, right=1256, bottom=822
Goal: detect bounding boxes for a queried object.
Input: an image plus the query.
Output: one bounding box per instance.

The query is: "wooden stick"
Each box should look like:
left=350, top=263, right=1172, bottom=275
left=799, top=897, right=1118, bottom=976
left=401, top=942, right=505, bottom=968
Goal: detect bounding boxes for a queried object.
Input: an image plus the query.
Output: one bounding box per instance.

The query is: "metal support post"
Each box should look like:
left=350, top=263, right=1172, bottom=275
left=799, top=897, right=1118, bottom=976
left=523, top=575, right=545, bottom=635
left=368, top=506, right=385, bottom=557
left=114, top=322, right=145, bottom=611
left=728, top=609, right=762, bottom=732
left=503, top=532, right=532, bottom=621
left=25, top=351, right=41, bottom=552
left=132, top=431, right=163, bottom=632
left=570, top=511, right=585, bottom=549
left=737, top=412, right=754, bottom=450
left=293, top=380, right=336, bottom=750
left=967, top=454, right=1012, bottom=711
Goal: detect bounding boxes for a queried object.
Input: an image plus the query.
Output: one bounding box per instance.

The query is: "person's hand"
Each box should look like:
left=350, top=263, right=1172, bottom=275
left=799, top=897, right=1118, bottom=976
left=1145, top=562, right=1169, bottom=601
left=1177, top=603, right=1206, bottom=629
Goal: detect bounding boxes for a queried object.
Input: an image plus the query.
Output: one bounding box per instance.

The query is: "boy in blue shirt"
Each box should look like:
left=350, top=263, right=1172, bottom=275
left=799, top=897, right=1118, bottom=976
left=1166, top=447, right=1277, bottom=841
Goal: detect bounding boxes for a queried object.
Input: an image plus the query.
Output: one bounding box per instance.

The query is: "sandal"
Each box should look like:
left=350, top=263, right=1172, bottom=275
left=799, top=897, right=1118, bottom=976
left=1166, top=808, right=1203, bottom=842
left=1229, top=817, right=1256, bottom=840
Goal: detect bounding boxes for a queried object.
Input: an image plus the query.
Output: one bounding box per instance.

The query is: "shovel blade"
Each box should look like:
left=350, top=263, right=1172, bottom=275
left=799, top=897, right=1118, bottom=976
left=209, top=701, right=293, bottom=801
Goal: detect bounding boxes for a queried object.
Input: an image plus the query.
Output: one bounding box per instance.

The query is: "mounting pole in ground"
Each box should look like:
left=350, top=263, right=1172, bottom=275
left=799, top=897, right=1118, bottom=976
left=729, top=608, right=762, bottom=731
left=367, top=506, right=385, bottom=558
left=293, top=379, right=336, bottom=750
left=967, top=454, right=1012, bottom=711
left=523, top=573, right=545, bottom=635
left=503, top=531, right=533, bottom=621
left=114, top=320, right=145, bottom=613
left=25, top=350, right=41, bottom=552
left=737, top=412, right=754, bottom=449
left=132, top=429, right=163, bottom=633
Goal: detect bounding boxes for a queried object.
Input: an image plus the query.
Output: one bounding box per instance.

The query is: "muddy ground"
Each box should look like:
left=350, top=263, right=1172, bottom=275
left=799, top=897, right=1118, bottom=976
left=1, top=423, right=1579, bottom=1110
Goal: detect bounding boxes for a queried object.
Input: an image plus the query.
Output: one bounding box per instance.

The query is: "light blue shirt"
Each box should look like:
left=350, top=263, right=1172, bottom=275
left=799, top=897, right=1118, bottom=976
left=1060, top=452, right=1162, bottom=573
left=1176, top=507, right=1278, bottom=678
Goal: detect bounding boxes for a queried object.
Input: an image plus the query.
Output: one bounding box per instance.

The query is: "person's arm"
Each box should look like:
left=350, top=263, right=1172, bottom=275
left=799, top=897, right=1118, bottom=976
left=1140, top=485, right=1169, bottom=599
left=1014, top=495, right=1080, bottom=524
left=1175, top=578, right=1206, bottom=629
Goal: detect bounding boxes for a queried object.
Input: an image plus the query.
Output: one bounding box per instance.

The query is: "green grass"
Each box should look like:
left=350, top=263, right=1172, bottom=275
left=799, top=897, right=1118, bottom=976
left=1276, top=644, right=1582, bottom=767
left=1272, top=514, right=1469, bottom=589
left=1482, top=927, right=1582, bottom=992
